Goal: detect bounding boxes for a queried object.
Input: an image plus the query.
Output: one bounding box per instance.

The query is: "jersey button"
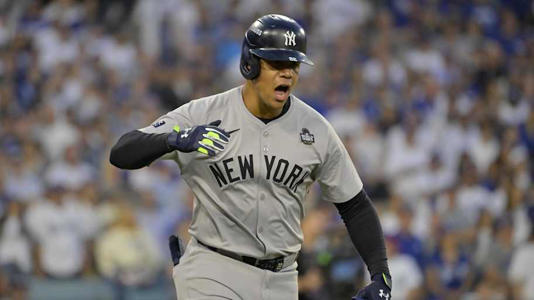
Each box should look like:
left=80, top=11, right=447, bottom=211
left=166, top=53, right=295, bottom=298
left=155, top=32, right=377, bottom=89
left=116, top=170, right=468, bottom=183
left=263, top=146, right=269, bottom=152
left=263, top=131, right=269, bottom=137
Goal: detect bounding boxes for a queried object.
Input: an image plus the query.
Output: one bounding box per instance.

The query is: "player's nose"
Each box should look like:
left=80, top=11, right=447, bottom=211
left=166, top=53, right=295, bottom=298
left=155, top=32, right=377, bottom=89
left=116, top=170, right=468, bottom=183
left=279, top=68, right=293, bottom=79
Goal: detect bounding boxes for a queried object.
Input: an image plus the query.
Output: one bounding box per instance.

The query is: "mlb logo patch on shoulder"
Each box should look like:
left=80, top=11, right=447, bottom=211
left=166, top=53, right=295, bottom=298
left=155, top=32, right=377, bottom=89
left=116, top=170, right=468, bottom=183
left=300, top=128, right=314, bottom=145
left=152, top=120, right=166, bottom=128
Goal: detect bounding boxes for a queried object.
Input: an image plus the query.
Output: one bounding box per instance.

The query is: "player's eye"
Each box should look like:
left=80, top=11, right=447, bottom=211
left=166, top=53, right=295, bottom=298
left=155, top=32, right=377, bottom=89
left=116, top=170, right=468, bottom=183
left=265, top=60, right=300, bottom=71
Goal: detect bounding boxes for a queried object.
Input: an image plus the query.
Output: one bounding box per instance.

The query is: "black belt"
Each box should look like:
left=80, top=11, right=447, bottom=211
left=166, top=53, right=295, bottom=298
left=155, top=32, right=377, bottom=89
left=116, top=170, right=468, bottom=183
left=197, top=240, right=296, bottom=272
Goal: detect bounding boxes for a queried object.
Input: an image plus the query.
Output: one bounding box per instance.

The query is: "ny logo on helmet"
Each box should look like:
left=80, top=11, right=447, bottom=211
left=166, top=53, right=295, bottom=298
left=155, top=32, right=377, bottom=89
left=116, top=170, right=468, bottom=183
left=284, top=31, right=296, bottom=46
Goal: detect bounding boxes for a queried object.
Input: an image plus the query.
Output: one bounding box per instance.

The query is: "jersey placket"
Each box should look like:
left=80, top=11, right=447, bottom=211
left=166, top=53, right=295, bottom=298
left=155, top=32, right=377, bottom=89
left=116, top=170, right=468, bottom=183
left=256, top=125, right=272, bottom=255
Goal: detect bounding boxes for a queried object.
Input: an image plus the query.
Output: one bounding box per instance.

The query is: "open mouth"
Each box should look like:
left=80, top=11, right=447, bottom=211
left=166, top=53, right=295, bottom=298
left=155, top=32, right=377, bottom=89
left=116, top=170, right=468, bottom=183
left=274, top=84, right=290, bottom=101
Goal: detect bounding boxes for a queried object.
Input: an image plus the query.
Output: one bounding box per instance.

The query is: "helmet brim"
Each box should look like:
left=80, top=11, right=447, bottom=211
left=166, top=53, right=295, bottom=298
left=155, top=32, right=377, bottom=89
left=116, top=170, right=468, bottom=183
left=250, top=48, right=314, bottom=66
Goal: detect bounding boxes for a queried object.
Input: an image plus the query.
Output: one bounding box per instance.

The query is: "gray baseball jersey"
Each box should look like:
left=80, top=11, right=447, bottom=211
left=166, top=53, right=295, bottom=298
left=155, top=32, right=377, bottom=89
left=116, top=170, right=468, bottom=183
left=140, top=85, right=363, bottom=259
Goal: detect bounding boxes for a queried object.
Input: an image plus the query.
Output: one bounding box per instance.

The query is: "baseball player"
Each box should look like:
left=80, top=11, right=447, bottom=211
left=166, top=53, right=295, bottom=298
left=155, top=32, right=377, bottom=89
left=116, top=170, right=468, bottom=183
left=110, top=14, right=391, bottom=300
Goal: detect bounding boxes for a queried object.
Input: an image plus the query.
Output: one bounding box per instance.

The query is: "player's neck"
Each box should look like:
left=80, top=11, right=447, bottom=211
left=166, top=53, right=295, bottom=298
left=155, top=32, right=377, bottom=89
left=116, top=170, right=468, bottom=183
left=242, top=82, right=284, bottom=119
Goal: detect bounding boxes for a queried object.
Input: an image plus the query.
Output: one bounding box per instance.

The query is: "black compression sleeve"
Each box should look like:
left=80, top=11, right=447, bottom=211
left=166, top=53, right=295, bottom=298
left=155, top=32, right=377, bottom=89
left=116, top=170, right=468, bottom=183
left=109, top=130, right=171, bottom=170
left=334, top=189, right=390, bottom=277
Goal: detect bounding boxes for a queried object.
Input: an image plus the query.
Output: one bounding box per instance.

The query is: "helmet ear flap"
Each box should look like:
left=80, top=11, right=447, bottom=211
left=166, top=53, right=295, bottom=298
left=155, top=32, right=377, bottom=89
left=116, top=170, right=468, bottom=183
left=240, top=40, right=260, bottom=80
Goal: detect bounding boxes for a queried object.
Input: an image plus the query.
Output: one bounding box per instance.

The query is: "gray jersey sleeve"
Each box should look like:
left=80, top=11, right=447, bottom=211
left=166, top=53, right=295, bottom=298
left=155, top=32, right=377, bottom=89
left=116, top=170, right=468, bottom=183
left=316, top=124, right=363, bottom=203
left=138, top=103, right=194, bottom=162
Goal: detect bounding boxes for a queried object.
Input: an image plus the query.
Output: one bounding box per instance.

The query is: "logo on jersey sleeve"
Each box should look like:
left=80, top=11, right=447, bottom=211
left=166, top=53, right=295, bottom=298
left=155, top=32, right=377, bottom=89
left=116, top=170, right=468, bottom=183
left=152, top=120, right=166, bottom=128
left=300, top=128, right=314, bottom=145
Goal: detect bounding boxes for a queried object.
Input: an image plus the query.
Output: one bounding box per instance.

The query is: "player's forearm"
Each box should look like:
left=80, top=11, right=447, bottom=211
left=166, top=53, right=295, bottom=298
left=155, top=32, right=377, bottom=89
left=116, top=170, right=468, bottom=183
left=334, top=189, right=390, bottom=277
left=109, top=130, right=171, bottom=169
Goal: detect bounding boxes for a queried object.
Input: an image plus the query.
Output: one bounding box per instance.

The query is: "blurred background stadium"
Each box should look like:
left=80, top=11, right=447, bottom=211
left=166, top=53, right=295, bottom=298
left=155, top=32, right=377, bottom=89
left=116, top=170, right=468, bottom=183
left=0, top=0, right=532, bottom=299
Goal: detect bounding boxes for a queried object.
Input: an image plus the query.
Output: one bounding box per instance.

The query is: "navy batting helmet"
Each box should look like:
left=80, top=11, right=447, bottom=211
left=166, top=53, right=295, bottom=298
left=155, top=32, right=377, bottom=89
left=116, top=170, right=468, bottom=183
left=240, top=14, right=314, bottom=80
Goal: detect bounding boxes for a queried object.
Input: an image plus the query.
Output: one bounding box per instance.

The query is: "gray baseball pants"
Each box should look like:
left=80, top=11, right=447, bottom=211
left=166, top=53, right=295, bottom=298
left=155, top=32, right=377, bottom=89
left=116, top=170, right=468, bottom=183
left=172, top=238, right=298, bottom=300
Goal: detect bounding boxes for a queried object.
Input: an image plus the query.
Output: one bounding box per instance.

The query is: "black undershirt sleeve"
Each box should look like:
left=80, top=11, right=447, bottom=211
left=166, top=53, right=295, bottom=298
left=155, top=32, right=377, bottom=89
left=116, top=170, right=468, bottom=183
left=334, top=189, right=390, bottom=277
left=109, top=130, right=171, bottom=170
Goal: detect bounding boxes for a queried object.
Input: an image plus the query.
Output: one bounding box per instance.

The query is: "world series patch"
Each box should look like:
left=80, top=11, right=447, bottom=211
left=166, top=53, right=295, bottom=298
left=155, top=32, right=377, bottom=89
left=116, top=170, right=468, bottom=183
left=300, top=128, right=314, bottom=145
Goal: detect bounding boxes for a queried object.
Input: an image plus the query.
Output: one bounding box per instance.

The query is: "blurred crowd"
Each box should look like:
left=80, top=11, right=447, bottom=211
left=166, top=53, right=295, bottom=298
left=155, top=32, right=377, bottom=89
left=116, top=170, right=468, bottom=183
left=0, top=0, right=532, bottom=299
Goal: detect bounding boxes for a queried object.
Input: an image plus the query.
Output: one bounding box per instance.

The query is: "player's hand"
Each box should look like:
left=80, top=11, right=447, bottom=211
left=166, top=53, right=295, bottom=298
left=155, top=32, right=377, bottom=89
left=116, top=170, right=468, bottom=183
left=352, top=273, right=392, bottom=300
left=167, top=120, right=230, bottom=156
